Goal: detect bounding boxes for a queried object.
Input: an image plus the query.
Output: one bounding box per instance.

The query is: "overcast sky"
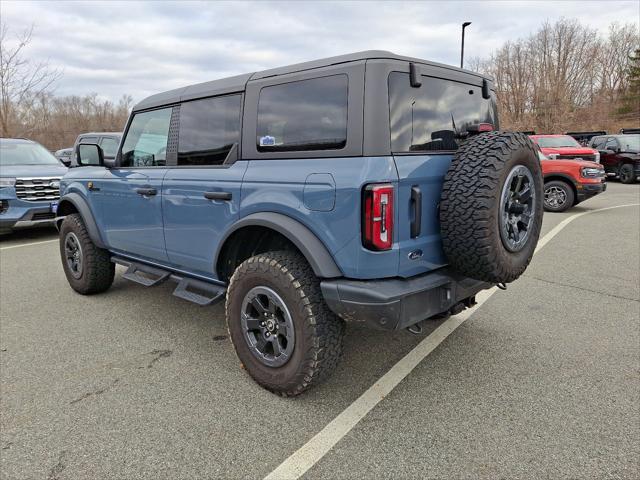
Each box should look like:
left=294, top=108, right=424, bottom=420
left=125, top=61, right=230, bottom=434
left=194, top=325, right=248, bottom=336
left=2, top=1, right=639, bottom=104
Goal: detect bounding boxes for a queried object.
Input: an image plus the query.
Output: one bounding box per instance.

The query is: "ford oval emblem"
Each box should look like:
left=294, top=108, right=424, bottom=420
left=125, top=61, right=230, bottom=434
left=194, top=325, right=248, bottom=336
left=408, top=249, right=423, bottom=260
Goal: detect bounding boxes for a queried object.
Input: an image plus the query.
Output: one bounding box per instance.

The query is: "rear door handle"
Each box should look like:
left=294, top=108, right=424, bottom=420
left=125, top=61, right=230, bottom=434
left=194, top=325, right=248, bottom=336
left=410, top=186, right=422, bottom=238
left=204, top=191, right=232, bottom=201
left=135, top=187, right=157, bottom=196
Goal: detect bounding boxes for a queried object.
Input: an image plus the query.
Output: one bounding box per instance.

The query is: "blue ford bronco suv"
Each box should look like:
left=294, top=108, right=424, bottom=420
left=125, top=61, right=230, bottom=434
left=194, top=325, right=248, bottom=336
left=57, top=51, right=543, bottom=396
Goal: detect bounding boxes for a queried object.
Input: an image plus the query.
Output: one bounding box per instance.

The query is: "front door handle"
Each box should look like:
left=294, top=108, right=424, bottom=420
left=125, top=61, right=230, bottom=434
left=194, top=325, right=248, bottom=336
left=135, top=187, right=157, bottom=196
left=204, top=191, right=232, bottom=201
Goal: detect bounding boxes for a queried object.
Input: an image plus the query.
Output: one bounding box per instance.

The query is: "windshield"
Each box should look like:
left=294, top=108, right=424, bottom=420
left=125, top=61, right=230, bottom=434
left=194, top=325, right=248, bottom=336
left=535, top=136, right=581, bottom=148
left=0, top=141, right=61, bottom=166
left=619, top=135, right=640, bottom=152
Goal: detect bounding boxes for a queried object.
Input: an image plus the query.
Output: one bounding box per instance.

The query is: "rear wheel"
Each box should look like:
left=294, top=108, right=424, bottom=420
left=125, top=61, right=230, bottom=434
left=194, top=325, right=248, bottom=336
left=226, top=251, right=345, bottom=396
left=543, top=180, right=574, bottom=212
left=59, top=214, right=115, bottom=294
left=619, top=164, right=637, bottom=184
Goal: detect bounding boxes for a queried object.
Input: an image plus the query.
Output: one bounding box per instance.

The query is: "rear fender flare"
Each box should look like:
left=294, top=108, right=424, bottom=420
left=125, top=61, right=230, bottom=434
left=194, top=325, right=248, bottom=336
left=215, top=212, right=342, bottom=278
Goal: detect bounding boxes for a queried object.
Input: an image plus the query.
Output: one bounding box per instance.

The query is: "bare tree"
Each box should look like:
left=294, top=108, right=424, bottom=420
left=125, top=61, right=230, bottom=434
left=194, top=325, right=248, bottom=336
left=0, top=23, right=61, bottom=137
left=480, top=19, right=639, bottom=133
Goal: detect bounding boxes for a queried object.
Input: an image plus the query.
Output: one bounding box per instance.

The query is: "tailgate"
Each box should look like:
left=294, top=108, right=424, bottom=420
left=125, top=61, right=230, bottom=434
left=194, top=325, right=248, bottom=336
left=394, top=153, right=452, bottom=277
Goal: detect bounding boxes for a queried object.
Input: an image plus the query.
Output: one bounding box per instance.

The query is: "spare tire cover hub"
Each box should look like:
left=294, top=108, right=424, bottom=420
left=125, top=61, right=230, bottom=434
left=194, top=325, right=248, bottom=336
left=499, top=165, right=536, bottom=252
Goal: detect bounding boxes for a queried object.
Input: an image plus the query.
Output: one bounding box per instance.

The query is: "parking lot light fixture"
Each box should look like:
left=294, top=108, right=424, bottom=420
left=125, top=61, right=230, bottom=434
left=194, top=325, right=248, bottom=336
left=461, top=21, right=471, bottom=68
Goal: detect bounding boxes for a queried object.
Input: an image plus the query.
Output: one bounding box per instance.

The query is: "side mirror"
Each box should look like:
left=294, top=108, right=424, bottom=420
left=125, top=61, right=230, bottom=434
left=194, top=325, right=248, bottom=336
left=76, top=143, right=105, bottom=167
left=60, top=158, right=72, bottom=167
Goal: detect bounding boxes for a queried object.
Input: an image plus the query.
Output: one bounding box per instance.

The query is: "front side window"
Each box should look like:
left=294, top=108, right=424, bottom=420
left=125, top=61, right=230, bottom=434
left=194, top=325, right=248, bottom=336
left=389, top=72, right=498, bottom=152
left=178, top=95, right=241, bottom=166
left=79, top=136, right=98, bottom=144
left=591, top=137, right=605, bottom=149
left=256, top=75, right=348, bottom=152
left=121, top=107, right=172, bottom=167
left=100, top=137, right=119, bottom=157
left=605, top=138, right=619, bottom=150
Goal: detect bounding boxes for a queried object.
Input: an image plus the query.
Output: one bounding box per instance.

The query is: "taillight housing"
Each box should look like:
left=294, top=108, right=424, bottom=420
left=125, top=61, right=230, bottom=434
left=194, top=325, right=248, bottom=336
left=362, top=183, right=394, bottom=251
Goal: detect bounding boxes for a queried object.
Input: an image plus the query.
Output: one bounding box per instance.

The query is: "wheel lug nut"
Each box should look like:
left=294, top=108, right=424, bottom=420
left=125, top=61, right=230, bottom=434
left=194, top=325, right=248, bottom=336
left=266, top=332, right=270, bottom=337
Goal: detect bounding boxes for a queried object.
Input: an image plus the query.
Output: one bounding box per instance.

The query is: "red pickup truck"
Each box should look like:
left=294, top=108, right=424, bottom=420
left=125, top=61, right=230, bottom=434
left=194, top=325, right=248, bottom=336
left=530, top=138, right=606, bottom=212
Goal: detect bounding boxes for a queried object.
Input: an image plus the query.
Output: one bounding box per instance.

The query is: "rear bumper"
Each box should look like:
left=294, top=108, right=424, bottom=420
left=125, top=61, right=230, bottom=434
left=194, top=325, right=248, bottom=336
left=576, top=181, right=606, bottom=202
left=320, top=268, right=492, bottom=331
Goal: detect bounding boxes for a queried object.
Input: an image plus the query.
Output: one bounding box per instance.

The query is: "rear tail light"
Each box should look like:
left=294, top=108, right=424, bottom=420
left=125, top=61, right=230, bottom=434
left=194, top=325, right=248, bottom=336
left=362, top=183, right=394, bottom=251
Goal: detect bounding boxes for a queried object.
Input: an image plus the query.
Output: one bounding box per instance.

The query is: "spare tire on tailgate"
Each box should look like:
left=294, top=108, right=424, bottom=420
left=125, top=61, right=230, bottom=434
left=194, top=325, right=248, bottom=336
left=439, top=131, right=543, bottom=284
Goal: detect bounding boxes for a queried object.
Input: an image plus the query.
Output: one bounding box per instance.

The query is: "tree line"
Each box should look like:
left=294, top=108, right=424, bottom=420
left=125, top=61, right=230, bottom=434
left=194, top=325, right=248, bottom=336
left=470, top=19, right=639, bottom=134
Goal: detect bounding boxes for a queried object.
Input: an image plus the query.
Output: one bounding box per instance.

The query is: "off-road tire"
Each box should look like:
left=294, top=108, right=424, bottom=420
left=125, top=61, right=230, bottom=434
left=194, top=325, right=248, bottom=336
left=440, top=131, right=543, bottom=284
left=59, top=214, right=115, bottom=294
left=543, top=180, right=575, bottom=213
left=619, top=163, right=637, bottom=184
left=226, top=251, right=345, bottom=396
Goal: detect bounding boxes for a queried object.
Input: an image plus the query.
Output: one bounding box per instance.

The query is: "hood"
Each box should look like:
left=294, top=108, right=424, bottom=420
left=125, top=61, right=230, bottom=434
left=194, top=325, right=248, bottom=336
left=0, top=163, right=68, bottom=178
left=572, top=159, right=604, bottom=168
left=540, top=146, right=597, bottom=156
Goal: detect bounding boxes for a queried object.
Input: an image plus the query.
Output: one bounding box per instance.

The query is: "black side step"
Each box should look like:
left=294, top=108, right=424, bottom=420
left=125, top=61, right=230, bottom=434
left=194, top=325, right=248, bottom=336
left=111, top=256, right=226, bottom=306
left=121, top=263, right=170, bottom=287
left=172, top=277, right=225, bottom=306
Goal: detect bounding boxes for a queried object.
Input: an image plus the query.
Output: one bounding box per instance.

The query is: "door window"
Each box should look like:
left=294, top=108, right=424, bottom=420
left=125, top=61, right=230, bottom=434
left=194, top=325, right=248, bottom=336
left=256, top=75, right=348, bottom=152
left=100, top=137, right=119, bottom=157
left=178, top=95, right=241, bottom=166
left=604, top=138, right=618, bottom=150
left=121, top=108, right=172, bottom=167
left=591, top=137, right=605, bottom=149
left=79, top=136, right=98, bottom=144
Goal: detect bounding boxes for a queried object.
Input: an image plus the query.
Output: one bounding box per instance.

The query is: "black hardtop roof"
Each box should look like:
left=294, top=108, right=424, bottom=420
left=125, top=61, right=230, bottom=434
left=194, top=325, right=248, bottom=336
left=133, top=50, right=489, bottom=112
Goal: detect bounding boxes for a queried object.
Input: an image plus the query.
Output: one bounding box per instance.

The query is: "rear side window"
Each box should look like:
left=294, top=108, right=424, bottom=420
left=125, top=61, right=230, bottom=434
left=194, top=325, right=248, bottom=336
left=388, top=72, right=498, bottom=152
left=256, top=75, right=348, bottom=152
left=178, top=95, right=241, bottom=166
left=121, top=107, right=172, bottom=167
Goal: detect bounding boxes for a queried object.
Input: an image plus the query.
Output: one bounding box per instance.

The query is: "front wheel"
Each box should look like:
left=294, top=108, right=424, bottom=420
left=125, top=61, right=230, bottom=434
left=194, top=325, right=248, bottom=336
left=619, top=164, right=637, bottom=184
left=59, top=214, right=115, bottom=294
left=226, top=251, right=345, bottom=396
left=543, top=180, right=575, bottom=212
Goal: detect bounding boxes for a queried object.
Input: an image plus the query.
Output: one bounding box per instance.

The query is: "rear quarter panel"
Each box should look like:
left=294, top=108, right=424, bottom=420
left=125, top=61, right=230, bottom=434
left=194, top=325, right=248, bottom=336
left=240, top=157, right=400, bottom=279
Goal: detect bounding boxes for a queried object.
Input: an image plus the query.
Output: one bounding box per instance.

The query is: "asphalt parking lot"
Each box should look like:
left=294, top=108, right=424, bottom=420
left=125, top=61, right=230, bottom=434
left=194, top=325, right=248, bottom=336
left=1, top=182, right=639, bottom=480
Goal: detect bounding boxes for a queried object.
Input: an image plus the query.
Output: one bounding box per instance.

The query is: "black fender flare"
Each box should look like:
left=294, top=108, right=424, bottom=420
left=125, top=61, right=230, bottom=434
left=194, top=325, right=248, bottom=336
left=216, top=212, right=342, bottom=278
left=56, top=192, right=107, bottom=249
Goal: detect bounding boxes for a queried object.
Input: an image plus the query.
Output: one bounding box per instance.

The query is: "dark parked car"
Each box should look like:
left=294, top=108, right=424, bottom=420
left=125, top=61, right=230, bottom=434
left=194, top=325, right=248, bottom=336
left=590, top=134, right=640, bottom=184
left=56, top=51, right=544, bottom=395
left=66, top=132, right=121, bottom=167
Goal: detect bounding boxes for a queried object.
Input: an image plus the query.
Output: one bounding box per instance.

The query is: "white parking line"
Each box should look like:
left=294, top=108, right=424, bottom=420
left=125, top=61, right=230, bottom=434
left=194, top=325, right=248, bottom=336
left=0, top=238, right=58, bottom=251
left=264, top=203, right=640, bottom=480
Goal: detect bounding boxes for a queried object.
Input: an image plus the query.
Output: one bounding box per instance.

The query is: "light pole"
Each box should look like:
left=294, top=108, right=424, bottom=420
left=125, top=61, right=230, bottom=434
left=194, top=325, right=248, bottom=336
left=461, top=21, right=471, bottom=69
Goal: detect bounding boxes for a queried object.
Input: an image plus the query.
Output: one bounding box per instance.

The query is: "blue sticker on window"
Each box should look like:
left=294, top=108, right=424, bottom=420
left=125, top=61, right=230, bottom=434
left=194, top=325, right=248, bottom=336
left=259, top=135, right=276, bottom=147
